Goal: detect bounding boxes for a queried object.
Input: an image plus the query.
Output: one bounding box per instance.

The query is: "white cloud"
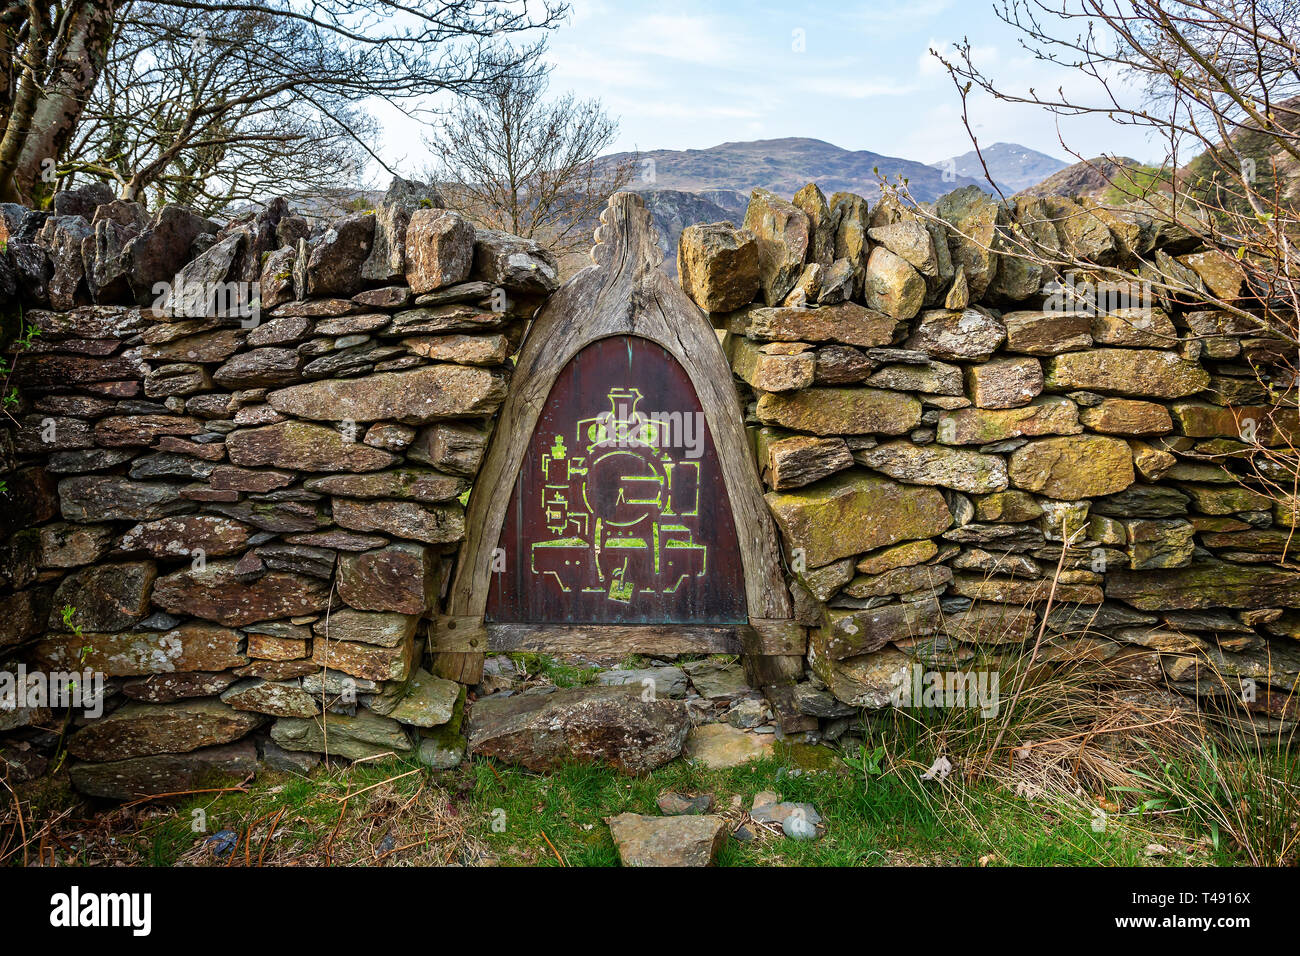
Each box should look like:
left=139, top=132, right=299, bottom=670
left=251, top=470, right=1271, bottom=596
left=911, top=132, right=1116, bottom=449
left=546, top=42, right=669, bottom=93
left=622, top=100, right=763, bottom=121
left=376, top=1, right=1166, bottom=171
left=851, top=0, right=953, bottom=25
left=617, top=13, right=747, bottom=67
left=794, top=76, right=918, bottom=99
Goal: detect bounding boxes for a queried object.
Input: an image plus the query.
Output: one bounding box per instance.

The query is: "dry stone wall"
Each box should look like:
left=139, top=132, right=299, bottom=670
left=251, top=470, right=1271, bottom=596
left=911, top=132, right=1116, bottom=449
left=0, top=182, right=558, bottom=796
left=3, top=175, right=1299, bottom=799
left=681, top=184, right=1300, bottom=730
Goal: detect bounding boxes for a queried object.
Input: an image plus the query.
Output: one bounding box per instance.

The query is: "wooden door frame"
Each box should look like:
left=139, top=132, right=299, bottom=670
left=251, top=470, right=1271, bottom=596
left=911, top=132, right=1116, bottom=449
left=431, top=193, right=804, bottom=685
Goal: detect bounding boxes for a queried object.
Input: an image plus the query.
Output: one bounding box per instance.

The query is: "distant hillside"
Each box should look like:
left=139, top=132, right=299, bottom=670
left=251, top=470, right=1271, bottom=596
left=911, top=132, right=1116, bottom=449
left=601, top=137, right=986, bottom=204
left=932, top=142, right=1069, bottom=195
left=1179, top=95, right=1300, bottom=216
left=1015, top=156, right=1148, bottom=200
left=596, top=137, right=992, bottom=273
left=222, top=188, right=384, bottom=224
left=637, top=188, right=747, bottom=278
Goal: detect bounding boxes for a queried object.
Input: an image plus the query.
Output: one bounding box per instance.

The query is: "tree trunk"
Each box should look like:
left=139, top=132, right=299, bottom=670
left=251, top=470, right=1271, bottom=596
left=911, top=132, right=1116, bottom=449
left=0, top=1, right=120, bottom=205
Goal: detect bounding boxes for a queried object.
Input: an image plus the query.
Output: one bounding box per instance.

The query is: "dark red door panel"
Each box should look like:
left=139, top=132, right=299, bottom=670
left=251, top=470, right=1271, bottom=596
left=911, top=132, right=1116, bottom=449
left=486, top=336, right=747, bottom=624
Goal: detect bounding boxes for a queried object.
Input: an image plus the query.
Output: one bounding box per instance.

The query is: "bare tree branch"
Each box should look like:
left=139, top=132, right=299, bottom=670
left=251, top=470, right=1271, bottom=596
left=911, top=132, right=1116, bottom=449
left=0, top=0, right=569, bottom=205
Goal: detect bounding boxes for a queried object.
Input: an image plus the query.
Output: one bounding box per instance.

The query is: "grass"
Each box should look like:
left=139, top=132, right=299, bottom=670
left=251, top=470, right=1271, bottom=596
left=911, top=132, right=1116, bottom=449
left=1099, top=162, right=1173, bottom=205
left=466, top=750, right=1163, bottom=867
left=1120, top=720, right=1300, bottom=866
left=508, top=653, right=601, bottom=688
left=6, top=629, right=1291, bottom=867
left=4, top=723, right=1206, bottom=868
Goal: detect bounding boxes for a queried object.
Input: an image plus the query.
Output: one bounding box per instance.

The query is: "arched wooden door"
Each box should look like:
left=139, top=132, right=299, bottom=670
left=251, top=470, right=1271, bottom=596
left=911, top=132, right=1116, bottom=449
left=433, top=193, right=803, bottom=686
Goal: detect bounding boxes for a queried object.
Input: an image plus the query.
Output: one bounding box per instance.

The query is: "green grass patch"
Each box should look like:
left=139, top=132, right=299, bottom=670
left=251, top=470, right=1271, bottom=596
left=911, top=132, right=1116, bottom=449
left=1100, top=163, right=1172, bottom=204
left=507, top=653, right=601, bottom=687
left=103, top=742, right=1180, bottom=868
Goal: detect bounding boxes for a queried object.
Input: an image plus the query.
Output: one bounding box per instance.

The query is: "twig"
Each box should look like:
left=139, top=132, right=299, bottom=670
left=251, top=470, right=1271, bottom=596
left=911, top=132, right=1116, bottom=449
left=540, top=829, right=566, bottom=866
left=346, top=751, right=401, bottom=767
left=324, top=796, right=349, bottom=866
left=317, top=565, right=340, bottom=756
left=980, top=533, right=1076, bottom=777
left=120, top=781, right=250, bottom=809
left=373, top=834, right=447, bottom=865
left=0, top=775, right=29, bottom=867
left=258, top=808, right=286, bottom=867
left=333, top=768, right=421, bottom=803
left=1010, top=715, right=1183, bottom=762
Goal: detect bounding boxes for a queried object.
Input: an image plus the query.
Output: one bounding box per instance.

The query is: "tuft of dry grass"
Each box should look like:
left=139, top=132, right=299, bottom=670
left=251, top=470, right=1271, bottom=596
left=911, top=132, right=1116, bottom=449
left=1120, top=657, right=1300, bottom=867
left=1, top=758, right=496, bottom=868
left=871, top=530, right=1299, bottom=865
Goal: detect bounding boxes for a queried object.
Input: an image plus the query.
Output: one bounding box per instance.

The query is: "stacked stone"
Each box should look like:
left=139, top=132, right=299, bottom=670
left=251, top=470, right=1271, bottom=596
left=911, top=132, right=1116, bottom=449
left=0, top=183, right=558, bottom=796
left=680, top=183, right=1300, bottom=733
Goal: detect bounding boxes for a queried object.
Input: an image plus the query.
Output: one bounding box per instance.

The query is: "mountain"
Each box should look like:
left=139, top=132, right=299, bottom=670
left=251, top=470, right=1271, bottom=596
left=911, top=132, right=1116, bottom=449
left=596, top=137, right=990, bottom=276
left=1011, top=96, right=1300, bottom=211
left=1015, top=156, right=1149, bottom=200
left=602, top=137, right=986, bottom=204
left=931, top=142, right=1069, bottom=195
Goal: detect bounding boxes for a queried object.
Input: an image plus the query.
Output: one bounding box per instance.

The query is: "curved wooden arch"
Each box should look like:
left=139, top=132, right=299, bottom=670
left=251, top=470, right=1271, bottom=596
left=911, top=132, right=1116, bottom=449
left=433, top=192, right=802, bottom=683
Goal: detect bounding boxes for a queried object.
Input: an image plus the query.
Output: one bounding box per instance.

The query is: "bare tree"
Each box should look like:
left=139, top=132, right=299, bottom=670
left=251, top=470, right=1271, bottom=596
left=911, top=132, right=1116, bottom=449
left=62, top=4, right=380, bottom=216
left=0, top=1, right=119, bottom=206
left=427, top=70, right=634, bottom=254
left=0, top=0, right=568, bottom=206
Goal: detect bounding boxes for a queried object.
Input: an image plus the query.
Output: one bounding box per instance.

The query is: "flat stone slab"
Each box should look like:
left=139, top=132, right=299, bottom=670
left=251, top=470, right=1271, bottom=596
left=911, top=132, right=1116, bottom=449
left=67, top=698, right=264, bottom=761
left=468, top=684, right=689, bottom=773
left=220, top=678, right=319, bottom=718
left=682, top=660, right=752, bottom=699
left=388, top=669, right=461, bottom=728
left=595, top=666, right=688, bottom=699
left=607, top=812, right=729, bottom=866
left=69, top=740, right=257, bottom=800
left=270, top=709, right=414, bottom=761
left=683, top=723, right=775, bottom=769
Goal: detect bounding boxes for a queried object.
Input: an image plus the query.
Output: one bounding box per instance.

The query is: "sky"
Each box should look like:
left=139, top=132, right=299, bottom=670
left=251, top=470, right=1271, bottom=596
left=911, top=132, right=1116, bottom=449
left=377, top=0, right=1163, bottom=178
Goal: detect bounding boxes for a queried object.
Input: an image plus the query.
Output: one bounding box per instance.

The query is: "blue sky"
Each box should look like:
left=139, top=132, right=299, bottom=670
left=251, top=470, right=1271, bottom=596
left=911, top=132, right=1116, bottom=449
left=379, top=0, right=1161, bottom=176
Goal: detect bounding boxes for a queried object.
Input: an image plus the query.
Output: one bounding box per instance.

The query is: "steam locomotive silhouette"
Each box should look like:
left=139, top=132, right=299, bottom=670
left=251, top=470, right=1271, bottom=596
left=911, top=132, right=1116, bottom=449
left=529, top=387, right=708, bottom=603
